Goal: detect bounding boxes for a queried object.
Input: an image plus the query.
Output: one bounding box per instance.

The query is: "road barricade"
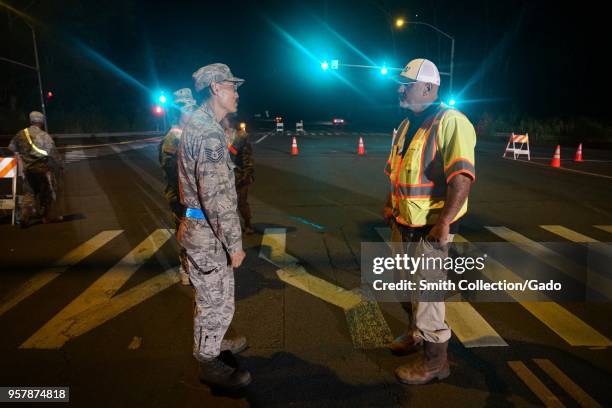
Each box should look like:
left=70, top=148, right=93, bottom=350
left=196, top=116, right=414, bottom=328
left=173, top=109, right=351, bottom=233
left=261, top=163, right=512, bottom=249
left=276, top=122, right=284, bottom=133
left=296, top=120, right=304, bottom=134
left=503, top=133, right=530, bottom=160
left=0, top=157, right=18, bottom=225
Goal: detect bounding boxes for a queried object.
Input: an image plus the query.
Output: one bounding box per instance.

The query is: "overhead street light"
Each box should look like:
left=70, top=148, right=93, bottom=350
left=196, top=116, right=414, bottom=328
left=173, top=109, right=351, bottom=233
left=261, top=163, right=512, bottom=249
left=395, top=18, right=405, bottom=28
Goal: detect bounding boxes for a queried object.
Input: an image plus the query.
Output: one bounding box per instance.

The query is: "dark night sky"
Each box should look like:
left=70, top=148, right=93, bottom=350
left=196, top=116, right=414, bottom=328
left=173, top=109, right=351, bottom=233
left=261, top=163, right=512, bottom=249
left=0, top=0, right=607, bottom=131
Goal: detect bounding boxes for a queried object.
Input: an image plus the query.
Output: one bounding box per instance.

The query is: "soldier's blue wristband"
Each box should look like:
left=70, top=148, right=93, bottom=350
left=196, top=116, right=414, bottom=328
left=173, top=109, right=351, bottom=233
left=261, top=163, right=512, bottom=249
left=185, top=208, right=207, bottom=219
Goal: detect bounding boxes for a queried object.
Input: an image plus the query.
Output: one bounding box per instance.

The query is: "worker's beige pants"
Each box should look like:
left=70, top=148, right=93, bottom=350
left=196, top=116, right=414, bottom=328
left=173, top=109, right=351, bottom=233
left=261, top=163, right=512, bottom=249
left=391, top=222, right=453, bottom=343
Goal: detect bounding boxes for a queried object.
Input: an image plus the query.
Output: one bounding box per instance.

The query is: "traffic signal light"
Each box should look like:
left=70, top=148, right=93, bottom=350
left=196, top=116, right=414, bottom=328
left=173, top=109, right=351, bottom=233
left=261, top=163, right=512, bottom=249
left=154, top=91, right=168, bottom=105
left=321, top=61, right=329, bottom=70
left=380, top=66, right=388, bottom=75
left=153, top=105, right=164, bottom=116
left=47, top=91, right=54, bottom=99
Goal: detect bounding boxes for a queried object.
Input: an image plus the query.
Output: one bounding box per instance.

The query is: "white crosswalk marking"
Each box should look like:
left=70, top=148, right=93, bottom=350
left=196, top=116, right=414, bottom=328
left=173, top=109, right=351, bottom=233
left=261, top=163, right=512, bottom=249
left=454, top=234, right=611, bottom=347
left=0, top=230, right=123, bottom=317
left=485, top=226, right=612, bottom=298
left=375, top=227, right=507, bottom=348
left=540, top=225, right=598, bottom=242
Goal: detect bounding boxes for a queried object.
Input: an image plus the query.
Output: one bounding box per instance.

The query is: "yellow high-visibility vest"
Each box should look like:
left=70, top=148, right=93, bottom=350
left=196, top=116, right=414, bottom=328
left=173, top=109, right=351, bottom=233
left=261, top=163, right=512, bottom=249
left=24, top=128, right=48, bottom=157
left=385, top=105, right=476, bottom=227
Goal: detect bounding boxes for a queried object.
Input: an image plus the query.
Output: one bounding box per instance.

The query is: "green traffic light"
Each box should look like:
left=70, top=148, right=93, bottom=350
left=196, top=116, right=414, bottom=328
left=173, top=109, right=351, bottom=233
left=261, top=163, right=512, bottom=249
left=321, top=61, right=329, bottom=70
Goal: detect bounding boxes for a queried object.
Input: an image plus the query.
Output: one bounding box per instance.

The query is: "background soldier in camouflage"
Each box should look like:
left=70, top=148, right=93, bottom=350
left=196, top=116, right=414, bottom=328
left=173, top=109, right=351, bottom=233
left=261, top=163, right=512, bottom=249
left=9, top=111, right=63, bottom=227
left=159, top=88, right=196, bottom=285
left=160, top=88, right=196, bottom=225
left=177, top=63, right=250, bottom=390
left=222, top=114, right=255, bottom=235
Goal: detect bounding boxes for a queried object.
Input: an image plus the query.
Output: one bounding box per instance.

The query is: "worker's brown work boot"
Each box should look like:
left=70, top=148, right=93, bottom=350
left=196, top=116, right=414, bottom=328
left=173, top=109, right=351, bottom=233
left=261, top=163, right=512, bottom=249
left=388, top=331, right=422, bottom=355
left=395, top=340, right=450, bottom=385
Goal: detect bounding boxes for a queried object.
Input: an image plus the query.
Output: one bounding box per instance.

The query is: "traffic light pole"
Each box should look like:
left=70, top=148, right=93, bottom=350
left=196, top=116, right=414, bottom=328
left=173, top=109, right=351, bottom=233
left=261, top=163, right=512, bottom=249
left=31, top=25, right=48, bottom=132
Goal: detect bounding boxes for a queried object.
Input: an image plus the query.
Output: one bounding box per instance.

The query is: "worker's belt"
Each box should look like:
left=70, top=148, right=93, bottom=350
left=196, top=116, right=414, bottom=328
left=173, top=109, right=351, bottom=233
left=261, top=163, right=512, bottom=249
left=185, top=208, right=207, bottom=219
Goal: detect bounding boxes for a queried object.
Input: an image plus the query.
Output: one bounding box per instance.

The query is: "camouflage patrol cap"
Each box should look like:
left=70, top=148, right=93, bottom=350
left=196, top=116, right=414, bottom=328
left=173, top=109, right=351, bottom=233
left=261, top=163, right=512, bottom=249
left=192, top=63, right=245, bottom=92
left=173, top=88, right=196, bottom=111
left=29, top=111, right=45, bottom=123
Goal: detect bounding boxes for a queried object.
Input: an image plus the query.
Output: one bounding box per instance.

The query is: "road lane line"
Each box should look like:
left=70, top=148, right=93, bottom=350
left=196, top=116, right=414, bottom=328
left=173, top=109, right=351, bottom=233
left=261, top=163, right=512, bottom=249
left=376, top=228, right=507, bottom=348
left=260, top=228, right=393, bottom=348
left=532, top=359, right=601, bottom=407
left=0, top=230, right=123, bottom=317
left=454, top=234, right=611, bottom=347
left=508, top=361, right=565, bottom=408
left=540, top=225, right=599, bottom=242
left=594, top=225, right=612, bottom=234
left=276, top=265, right=362, bottom=310
left=485, top=226, right=612, bottom=299
left=502, top=157, right=612, bottom=180
left=253, top=131, right=274, bottom=144
left=21, top=229, right=173, bottom=349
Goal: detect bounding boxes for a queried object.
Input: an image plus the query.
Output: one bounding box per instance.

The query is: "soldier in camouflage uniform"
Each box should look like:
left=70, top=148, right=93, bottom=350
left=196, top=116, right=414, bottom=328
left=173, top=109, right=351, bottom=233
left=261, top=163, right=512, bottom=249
left=222, top=114, right=255, bottom=234
left=159, top=88, right=196, bottom=286
left=176, top=63, right=250, bottom=390
left=159, top=88, right=196, bottom=225
left=9, top=111, right=63, bottom=227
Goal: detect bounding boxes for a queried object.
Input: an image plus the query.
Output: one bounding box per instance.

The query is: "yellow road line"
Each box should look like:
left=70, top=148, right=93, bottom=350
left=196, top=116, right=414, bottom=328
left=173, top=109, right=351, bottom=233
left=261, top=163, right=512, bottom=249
left=457, top=233, right=610, bottom=347
left=594, top=225, right=612, bottom=234
left=21, top=229, right=172, bottom=349
left=262, top=228, right=392, bottom=348
left=276, top=265, right=362, bottom=310
left=0, top=230, right=123, bottom=317
left=508, top=361, right=565, bottom=407
left=540, top=225, right=598, bottom=243
left=533, top=359, right=601, bottom=408
left=22, top=268, right=178, bottom=349
left=259, top=227, right=299, bottom=268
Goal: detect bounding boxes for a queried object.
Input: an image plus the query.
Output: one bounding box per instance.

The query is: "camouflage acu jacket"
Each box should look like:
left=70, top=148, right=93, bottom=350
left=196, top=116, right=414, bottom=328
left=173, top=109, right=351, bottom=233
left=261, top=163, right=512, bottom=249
left=9, top=126, right=61, bottom=171
left=177, top=102, right=242, bottom=260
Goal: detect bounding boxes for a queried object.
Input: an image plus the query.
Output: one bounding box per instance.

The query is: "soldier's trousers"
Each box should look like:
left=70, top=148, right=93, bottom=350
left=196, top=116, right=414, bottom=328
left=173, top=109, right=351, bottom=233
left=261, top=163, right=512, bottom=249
left=237, top=184, right=251, bottom=227
left=391, top=222, right=454, bottom=344
left=25, top=169, right=54, bottom=218
left=187, top=259, right=235, bottom=361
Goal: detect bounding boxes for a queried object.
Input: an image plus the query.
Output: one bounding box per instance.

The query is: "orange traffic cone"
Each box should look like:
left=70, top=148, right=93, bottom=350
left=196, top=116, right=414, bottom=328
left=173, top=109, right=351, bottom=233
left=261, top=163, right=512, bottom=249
left=357, top=137, right=365, bottom=155
left=291, top=136, right=299, bottom=156
left=550, top=145, right=561, bottom=168
left=574, top=143, right=583, bottom=162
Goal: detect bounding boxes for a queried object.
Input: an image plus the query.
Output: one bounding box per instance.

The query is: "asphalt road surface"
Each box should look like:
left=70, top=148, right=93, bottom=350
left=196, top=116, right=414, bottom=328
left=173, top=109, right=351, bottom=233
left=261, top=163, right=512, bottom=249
left=1, top=128, right=611, bottom=407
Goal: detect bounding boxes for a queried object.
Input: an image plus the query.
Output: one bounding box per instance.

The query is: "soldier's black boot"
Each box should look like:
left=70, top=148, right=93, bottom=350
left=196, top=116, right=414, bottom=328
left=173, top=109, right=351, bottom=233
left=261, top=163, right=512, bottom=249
left=198, top=356, right=251, bottom=390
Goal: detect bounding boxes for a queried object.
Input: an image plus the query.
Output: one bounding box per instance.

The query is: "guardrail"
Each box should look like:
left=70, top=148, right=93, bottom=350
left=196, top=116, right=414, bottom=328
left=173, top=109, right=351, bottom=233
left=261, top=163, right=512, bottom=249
left=0, top=131, right=164, bottom=139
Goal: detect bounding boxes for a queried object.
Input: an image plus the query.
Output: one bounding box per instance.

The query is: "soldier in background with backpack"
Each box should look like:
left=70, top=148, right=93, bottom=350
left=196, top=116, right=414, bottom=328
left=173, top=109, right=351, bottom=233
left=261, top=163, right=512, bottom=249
left=9, top=111, right=63, bottom=227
